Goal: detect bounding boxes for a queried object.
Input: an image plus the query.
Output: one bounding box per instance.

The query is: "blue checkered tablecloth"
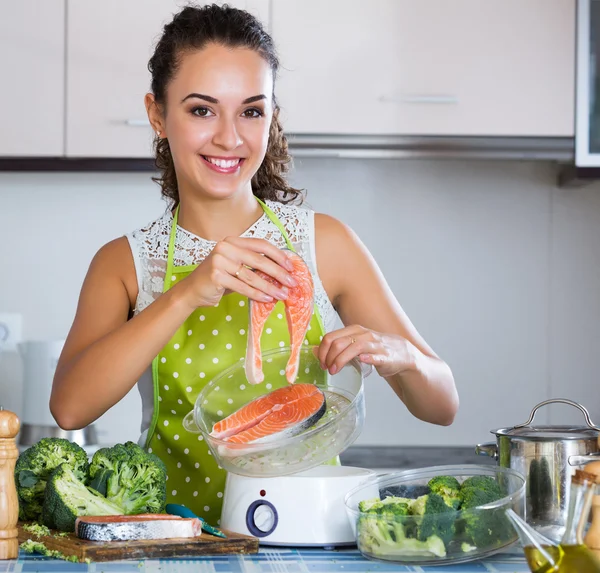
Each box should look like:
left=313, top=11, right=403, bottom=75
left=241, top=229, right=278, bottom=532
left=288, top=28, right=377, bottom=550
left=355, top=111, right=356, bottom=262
left=0, top=547, right=530, bottom=572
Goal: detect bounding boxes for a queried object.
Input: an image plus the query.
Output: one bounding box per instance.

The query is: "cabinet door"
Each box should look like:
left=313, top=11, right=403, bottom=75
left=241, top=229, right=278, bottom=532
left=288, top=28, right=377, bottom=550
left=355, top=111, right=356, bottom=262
left=66, top=0, right=269, bottom=157
left=0, top=1, right=64, bottom=156
left=272, top=0, right=575, bottom=137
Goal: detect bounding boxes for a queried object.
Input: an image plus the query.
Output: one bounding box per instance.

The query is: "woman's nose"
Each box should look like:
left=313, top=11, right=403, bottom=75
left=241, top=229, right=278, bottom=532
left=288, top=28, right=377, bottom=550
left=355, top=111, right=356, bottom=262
left=212, top=116, right=242, bottom=150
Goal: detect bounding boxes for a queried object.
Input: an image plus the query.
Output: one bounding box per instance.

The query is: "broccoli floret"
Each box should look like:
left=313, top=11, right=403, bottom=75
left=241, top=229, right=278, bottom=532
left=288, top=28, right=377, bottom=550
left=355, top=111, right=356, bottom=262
left=15, top=438, right=88, bottom=521
left=358, top=497, right=382, bottom=512
left=460, top=479, right=512, bottom=548
left=460, top=476, right=503, bottom=497
left=428, top=476, right=461, bottom=510
left=410, top=493, right=456, bottom=544
left=88, top=441, right=167, bottom=515
left=357, top=513, right=446, bottom=559
left=41, top=463, right=123, bottom=532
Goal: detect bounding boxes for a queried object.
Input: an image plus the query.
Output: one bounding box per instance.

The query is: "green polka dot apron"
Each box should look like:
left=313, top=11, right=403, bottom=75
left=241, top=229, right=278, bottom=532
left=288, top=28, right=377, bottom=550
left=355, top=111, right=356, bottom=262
left=145, top=198, right=329, bottom=524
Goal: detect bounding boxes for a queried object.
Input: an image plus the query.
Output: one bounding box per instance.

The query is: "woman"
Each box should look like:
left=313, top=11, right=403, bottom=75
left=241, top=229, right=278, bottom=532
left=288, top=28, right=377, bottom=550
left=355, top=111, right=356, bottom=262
left=50, top=4, right=458, bottom=524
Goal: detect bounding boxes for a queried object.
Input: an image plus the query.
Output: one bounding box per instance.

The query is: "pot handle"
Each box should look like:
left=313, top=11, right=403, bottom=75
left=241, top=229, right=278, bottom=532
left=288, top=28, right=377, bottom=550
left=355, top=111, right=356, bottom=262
left=568, top=453, right=600, bottom=467
left=475, top=442, right=498, bottom=460
left=512, top=398, right=600, bottom=431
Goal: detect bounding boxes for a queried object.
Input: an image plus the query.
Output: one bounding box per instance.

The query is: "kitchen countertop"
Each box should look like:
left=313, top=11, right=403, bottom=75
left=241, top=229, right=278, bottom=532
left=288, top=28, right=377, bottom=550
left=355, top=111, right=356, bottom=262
left=339, top=446, right=495, bottom=470
left=2, top=547, right=530, bottom=572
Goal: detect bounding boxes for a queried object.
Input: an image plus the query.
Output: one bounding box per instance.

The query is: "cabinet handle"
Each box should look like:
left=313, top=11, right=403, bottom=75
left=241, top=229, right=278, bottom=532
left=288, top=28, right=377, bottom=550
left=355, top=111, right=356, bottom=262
left=379, top=94, right=458, bottom=105
left=124, top=119, right=151, bottom=127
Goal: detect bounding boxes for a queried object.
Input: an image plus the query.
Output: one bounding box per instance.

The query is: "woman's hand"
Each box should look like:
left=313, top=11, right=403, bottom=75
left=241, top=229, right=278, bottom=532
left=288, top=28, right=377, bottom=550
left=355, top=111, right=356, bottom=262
left=177, top=236, right=298, bottom=309
left=315, top=325, right=417, bottom=377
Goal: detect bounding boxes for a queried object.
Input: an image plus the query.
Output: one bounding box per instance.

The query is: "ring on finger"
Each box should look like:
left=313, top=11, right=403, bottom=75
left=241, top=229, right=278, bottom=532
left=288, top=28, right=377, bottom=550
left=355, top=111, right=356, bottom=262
left=350, top=337, right=356, bottom=344
left=234, top=263, right=244, bottom=278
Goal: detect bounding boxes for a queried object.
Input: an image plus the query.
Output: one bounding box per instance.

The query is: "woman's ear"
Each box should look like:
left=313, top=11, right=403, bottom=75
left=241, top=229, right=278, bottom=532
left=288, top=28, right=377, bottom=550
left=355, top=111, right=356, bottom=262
left=145, top=93, right=165, bottom=137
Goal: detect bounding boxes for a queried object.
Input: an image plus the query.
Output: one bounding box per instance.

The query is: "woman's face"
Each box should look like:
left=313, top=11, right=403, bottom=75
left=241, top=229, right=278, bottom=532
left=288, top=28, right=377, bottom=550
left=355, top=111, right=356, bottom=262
left=152, top=43, right=274, bottom=200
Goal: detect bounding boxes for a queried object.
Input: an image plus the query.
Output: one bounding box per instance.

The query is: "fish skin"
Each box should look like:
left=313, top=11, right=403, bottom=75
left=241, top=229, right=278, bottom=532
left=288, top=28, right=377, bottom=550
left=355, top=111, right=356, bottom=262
left=210, top=384, right=326, bottom=444
left=245, top=251, right=314, bottom=385
left=75, top=515, right=202, bottom=541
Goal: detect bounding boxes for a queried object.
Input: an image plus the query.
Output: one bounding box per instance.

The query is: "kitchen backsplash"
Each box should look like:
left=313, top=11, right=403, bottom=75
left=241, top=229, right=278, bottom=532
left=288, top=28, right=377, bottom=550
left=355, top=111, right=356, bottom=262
left=1, top=158, right=599, bottom=447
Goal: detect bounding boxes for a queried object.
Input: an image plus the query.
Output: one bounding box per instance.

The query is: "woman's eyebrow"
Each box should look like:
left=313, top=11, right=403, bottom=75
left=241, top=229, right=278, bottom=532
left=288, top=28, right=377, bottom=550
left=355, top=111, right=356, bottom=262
left=181, top=93, right=267, bottom=104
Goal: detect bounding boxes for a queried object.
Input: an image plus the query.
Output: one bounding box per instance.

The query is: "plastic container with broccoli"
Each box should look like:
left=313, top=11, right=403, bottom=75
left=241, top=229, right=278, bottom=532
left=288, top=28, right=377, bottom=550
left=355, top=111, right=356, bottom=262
left=344, top=464, right=526, bottom=565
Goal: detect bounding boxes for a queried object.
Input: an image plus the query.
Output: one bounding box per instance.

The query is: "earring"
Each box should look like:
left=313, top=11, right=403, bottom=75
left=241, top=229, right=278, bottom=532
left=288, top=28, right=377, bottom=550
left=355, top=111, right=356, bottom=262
left=156, top=130, right=161, bottom=137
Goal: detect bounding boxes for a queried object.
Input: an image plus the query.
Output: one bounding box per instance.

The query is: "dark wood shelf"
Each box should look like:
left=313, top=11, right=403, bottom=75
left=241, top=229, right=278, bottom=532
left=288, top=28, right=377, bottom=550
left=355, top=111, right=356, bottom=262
left=0, top=157, right=157, bottom=172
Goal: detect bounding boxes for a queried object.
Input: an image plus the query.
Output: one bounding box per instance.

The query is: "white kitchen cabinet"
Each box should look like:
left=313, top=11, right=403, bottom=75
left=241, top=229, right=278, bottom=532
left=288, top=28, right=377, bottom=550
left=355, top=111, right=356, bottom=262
left=66, top=0, right=269, bottom=157
left=272, top=0, right=575, bottom=137
left=0, top=1, right=65, bottom=156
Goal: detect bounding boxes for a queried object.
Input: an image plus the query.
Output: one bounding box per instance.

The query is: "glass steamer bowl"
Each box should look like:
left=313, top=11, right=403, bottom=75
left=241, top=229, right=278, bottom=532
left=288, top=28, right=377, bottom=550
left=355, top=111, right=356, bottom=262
left=183, top=345, right=367, bottom=477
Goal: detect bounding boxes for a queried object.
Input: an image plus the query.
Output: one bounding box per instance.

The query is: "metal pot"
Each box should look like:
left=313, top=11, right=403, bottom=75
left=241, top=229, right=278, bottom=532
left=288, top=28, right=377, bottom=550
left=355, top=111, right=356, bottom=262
left=476, top=398, right=600, bottom=543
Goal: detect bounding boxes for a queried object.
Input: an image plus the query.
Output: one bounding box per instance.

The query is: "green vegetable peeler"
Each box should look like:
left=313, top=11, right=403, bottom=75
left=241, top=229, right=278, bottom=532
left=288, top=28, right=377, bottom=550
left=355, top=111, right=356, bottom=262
left=166, top=503, right=227, bottom=538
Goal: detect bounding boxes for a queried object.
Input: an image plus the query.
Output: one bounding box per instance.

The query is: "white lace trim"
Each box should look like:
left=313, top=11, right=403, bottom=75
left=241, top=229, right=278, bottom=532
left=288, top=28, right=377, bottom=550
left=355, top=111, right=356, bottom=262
left=126, top=200, right=337, bottom=331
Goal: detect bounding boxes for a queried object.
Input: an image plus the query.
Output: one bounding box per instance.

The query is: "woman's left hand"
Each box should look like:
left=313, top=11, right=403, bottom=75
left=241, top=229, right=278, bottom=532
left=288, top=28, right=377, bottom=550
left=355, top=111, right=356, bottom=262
left=315, top=325, right=416, bottom=378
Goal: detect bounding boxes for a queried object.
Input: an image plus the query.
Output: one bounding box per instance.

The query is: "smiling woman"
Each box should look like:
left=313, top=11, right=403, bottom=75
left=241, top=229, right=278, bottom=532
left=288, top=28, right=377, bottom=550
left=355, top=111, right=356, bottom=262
left=49, top=4, right=458, bottom=526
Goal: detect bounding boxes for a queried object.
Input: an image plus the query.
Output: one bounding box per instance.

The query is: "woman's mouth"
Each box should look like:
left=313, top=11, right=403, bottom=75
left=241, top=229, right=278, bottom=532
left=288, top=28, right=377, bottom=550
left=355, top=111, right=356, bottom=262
left=201, top=155, right=244, bottom=174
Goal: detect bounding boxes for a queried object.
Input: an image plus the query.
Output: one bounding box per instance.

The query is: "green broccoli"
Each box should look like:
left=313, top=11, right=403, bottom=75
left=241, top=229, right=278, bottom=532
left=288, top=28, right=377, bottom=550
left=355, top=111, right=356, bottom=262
left=20, top=539, right=80, bottom=562
left=88, top=441, right=167, bottom=514
left=428, top=476, right=461, bottom=510
left=410, top=493, right=457, bottom=544
left=460, top=476, right=503, bottom=498
left=357, top=513, right=446, bottom=559
left=15, top=437, right=88, bottom=521
left=41, top=463, right=123, bottom=532
left=460, top=478, right=513, bottom=548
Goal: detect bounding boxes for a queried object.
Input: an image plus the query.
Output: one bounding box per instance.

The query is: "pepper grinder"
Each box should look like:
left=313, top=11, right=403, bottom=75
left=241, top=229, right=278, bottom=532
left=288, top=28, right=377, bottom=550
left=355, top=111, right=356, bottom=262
left=584, top=456, right=600, bottom=557
left=0, top=407, right=20, bottom=559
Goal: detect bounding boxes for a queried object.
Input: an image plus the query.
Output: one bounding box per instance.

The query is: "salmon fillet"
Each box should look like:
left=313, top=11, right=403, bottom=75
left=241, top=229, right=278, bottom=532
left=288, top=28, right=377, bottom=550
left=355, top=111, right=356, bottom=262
left=284, top=253, right=314, bottom=383
left=210, top=383, right=326, bottom=444
left=245, top=251, right=314, bottom=385
left=245, top=270, right=279, bottom=384
left=75, top=514, right=202, bottom=541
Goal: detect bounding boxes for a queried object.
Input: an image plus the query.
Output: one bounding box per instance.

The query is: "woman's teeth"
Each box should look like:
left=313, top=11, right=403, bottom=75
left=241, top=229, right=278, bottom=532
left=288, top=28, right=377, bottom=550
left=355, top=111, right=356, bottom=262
left=203, top=156, right=241, bottom=168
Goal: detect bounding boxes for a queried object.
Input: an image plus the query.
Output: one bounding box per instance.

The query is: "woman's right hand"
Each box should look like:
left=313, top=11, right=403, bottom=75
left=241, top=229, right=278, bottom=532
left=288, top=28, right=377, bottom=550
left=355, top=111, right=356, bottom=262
left=177, top=237, right=299, bottom=309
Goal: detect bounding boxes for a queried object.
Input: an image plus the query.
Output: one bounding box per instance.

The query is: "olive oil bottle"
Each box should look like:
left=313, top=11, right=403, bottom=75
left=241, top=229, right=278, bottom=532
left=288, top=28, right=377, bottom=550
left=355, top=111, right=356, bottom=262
left=507, top=469, right=600, bottom=573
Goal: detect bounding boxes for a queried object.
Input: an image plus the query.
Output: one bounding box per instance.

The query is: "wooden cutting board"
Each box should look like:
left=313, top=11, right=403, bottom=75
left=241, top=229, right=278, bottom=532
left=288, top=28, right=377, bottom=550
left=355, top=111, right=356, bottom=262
left=18, top=523, right=259, bottom=562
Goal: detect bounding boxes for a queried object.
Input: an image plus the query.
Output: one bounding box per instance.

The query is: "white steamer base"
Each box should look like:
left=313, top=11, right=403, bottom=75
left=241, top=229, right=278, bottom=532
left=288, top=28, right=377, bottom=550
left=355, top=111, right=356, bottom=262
left=220, top=466, right=377, bottom=546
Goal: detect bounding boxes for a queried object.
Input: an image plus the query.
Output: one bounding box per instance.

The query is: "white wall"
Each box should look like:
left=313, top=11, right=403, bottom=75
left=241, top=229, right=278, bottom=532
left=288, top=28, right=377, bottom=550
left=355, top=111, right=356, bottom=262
left=1, top=159, right=599, bottom=448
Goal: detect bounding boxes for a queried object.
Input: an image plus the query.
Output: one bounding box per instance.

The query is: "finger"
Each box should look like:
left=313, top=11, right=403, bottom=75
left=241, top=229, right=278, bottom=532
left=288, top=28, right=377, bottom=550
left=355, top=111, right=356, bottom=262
left=329, top=338, right=379, bottom=374
left=318, top=326, right=363, bottom=368
left=217, top=270, right=275, bottom=303
left=241, top=249, right=298, bottom=289
left=235, top=264, right=289, bottom=300
left=227, top=237, right=296, bottom=273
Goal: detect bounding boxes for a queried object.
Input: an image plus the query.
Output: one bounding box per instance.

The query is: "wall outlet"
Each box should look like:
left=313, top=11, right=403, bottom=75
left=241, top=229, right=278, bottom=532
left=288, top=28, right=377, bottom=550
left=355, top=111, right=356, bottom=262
left=0, top=313, right=23, bottom=352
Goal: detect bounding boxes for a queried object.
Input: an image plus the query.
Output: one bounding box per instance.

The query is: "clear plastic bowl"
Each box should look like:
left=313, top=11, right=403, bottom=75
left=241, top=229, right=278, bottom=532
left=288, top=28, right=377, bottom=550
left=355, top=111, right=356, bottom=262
left=344, top=465, right=526, bottom=566
left=183, top=345, right=366, bottom=477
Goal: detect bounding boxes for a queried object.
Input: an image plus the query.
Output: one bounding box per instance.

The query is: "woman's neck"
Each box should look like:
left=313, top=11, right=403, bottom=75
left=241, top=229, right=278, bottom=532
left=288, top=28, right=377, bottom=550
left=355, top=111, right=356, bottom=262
left=176, top=191, right=264, bottom=242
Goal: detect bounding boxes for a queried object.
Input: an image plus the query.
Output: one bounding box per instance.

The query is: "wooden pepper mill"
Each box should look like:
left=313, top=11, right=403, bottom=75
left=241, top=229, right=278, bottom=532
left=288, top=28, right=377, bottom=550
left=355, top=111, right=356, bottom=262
left=583, top=454, right=600, bottom=557
left=0, top=406, right=20, bottom=560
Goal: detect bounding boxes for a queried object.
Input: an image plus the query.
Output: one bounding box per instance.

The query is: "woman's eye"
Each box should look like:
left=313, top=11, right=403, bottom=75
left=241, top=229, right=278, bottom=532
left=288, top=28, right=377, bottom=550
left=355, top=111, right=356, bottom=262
left=243, top=108, right=263, bottom=118
left=191, top=106, right=213, bottom=117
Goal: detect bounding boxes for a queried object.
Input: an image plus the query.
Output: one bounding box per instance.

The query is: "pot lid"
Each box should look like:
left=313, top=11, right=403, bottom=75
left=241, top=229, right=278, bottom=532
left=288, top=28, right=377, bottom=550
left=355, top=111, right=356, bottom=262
left=493, top=424, right=599, bottom=440
left=493, top=399, right=600, bottom=441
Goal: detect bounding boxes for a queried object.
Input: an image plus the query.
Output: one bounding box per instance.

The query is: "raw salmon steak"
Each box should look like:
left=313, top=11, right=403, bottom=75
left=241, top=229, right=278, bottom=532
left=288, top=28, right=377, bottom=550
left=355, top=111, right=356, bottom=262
left=210, top=383, right=326, bottom=444
left=245, top=251, right=314, bottom=385
left=245, top=270, right=279, bottom=384
left=75, top=514, right=203, bottom=541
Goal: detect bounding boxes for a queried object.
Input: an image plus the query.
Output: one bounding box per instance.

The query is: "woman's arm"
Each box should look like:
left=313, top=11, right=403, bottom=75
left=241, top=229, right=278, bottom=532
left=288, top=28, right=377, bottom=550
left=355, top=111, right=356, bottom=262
left=51, top=235, right=296, bottom=430
left=51, top=238, right=195, bottom=430
left=314, top=214, right=458, bottom=426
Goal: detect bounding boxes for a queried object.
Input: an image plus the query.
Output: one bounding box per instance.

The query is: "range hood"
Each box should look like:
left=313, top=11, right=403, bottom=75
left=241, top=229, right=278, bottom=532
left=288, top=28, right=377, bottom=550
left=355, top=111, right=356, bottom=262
left=286, top=134, right=574, bottom=162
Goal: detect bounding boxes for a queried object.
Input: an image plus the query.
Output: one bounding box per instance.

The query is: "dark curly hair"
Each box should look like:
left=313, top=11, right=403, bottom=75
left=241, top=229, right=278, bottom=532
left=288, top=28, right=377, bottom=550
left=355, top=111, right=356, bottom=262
left=148, top=3, right=302, bottom=206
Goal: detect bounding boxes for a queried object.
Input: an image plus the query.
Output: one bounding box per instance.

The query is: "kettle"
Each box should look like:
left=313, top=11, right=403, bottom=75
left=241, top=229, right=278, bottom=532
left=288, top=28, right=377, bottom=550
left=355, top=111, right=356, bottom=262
left=17, top=340, right=98, bottom=447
